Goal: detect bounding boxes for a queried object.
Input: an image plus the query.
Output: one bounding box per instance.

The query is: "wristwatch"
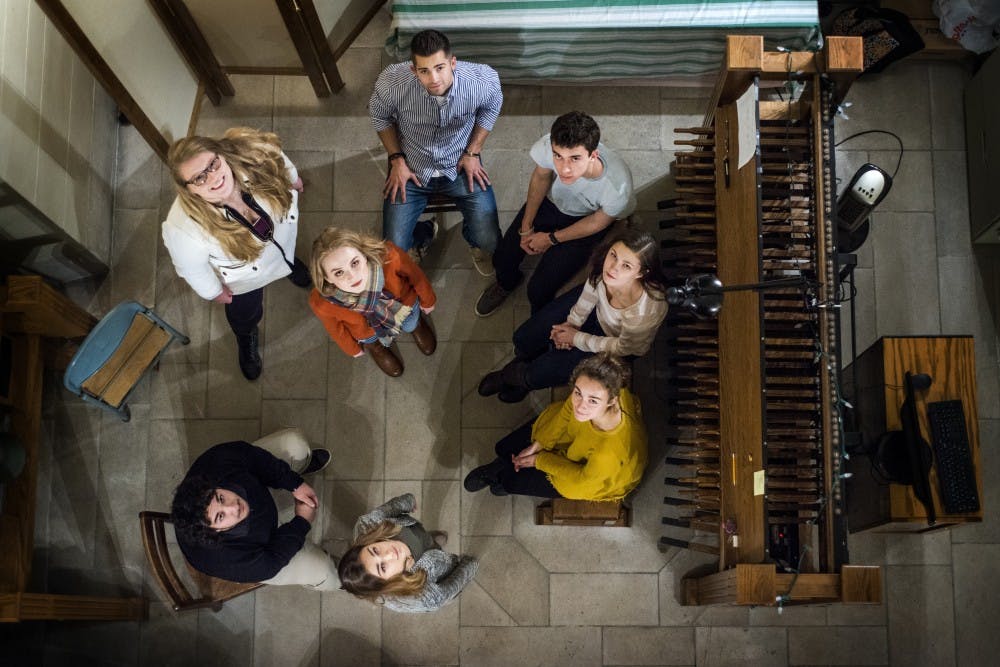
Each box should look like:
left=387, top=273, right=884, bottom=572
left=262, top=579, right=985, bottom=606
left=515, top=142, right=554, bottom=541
left=548, top=231, right=560, bottom=246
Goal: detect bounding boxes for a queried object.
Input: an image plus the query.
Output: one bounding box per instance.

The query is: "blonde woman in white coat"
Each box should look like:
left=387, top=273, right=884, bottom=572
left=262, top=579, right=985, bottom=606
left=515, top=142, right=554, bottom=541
left=163, top=127, right=309, bottom=380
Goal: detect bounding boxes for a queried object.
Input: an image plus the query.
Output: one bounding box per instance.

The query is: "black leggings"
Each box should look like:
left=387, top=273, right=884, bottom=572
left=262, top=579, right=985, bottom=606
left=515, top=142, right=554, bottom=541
left=492, top=420, right=560, bottom=498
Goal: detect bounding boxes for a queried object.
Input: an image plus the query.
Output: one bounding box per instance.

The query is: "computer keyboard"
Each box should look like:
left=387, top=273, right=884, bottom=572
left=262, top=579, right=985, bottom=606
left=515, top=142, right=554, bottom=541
left=926, top=400, right=981, bottom=514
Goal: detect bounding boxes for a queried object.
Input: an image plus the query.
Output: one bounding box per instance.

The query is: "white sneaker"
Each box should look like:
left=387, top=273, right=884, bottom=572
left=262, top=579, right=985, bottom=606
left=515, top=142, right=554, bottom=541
left=470, top=247, right=495, bottom=277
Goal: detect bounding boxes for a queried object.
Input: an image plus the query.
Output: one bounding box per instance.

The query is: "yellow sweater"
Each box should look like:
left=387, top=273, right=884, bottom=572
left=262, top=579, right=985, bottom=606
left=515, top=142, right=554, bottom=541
left=532, top=389, right=648, bottom=501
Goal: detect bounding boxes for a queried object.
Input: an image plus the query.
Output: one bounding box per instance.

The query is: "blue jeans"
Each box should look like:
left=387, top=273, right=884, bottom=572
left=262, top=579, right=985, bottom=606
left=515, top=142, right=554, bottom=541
left=383, top=176, right=500, bottom=253
left=358, top=299, right=422, bottom=344
left=512, top=285, right=604, bottom=390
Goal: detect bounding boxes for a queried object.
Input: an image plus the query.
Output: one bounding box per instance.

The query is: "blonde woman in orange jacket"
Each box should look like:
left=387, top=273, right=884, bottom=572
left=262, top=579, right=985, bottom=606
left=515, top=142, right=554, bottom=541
left=309, top=227, right=437, bottom=376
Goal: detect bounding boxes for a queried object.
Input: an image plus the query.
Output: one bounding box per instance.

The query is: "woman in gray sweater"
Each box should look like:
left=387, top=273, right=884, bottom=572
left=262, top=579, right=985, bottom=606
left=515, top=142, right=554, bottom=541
left=338, top=493, right=478, bottom=613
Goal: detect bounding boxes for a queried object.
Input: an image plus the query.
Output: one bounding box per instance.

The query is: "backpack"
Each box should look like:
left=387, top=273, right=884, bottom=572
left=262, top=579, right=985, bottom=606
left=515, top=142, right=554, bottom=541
left=832, top=7, right=926, bottom=74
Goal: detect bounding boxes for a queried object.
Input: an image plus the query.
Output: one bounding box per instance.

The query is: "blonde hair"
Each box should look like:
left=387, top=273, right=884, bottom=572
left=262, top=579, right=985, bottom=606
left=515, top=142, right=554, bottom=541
left=337, top=521, right=428, bottom=603
left=310, top=227, right=388, bottom=296
left=167, top=127, right=293, bottom=263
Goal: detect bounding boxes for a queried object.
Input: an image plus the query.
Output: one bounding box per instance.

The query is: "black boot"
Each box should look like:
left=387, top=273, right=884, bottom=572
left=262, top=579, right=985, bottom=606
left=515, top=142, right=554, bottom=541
left=236, top=327, right=262, bottom=381
left=463, top=459, right=507, bottom=492
left=497, top=359, right=530, bottom=403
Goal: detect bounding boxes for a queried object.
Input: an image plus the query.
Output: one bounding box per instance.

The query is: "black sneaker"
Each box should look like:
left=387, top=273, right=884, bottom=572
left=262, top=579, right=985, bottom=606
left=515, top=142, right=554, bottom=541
left=411, top=219, right=439, bottom=262
left=489, top=483, right=509, bottom=497
left=475, top=282, right=511, bottom=317
left=288, top=257, right=312, bottom=288
left=236, top=327, right=262, bottom=381
left=302, top=448, right=331, bottom=475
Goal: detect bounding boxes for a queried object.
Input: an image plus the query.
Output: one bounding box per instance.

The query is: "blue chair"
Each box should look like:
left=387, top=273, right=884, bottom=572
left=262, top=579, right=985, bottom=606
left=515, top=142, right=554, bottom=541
left=63, top=301, right=189, bottom=421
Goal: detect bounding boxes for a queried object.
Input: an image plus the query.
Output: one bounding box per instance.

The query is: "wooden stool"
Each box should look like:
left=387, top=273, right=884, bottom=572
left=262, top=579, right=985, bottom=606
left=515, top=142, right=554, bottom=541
left=535, top=498, right=631, bottom=527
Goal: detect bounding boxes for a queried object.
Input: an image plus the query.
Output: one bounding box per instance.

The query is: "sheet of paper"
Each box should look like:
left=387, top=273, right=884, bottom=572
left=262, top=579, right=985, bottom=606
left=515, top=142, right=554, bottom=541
left=736, top=84, right=757, bottom=169
left=753, top=469, right=765, bottom=496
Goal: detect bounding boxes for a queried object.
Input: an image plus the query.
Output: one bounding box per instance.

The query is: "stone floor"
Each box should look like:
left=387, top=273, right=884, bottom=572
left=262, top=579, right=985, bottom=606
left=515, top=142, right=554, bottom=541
left=3, top=10, right=1000, bottom=667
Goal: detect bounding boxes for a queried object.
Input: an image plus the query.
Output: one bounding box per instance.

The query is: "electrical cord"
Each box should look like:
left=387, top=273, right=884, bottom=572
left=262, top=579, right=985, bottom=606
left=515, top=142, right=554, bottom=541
left=834, top=129, right=905, bottom=179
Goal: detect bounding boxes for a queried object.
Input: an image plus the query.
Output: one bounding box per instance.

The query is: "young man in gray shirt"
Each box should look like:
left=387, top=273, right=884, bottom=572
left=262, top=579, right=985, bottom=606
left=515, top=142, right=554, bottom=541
left=475, top=111, right=635, bottom=316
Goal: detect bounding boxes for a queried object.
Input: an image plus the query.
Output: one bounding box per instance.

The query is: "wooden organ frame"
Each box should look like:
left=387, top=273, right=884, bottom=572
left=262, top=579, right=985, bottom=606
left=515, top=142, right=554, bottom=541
left=663, top=36, right=882, bottom=606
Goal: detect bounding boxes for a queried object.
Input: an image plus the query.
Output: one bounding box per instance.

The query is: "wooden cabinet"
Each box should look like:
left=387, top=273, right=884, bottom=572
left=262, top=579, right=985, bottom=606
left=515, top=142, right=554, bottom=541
left=966, top=48, right=1000, bottom=244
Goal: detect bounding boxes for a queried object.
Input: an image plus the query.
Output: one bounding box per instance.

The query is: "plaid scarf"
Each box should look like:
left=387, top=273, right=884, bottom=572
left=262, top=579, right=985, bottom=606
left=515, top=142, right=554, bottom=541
left=326, top=261, right=411, bottom=347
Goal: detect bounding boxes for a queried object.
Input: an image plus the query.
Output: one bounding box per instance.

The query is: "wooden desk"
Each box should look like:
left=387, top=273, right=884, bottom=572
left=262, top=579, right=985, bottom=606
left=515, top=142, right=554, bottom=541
left=843, top=336, right=984, bottom=532
left=0, top=276, right=145, bottom=622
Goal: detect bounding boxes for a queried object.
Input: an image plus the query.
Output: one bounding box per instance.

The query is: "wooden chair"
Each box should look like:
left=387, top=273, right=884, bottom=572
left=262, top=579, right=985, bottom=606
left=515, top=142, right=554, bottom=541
left=63, top=301, right=189, bottom=421
left=139, top=511, right=263, bottom=612
left=535, top=498, right=632, bottom=527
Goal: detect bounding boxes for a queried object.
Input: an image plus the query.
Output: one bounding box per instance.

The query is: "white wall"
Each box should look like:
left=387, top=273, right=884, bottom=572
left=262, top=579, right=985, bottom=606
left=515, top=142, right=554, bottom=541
left=61, top=0, right=198, bottom=144
left=0, top=0, right=117, bottom=263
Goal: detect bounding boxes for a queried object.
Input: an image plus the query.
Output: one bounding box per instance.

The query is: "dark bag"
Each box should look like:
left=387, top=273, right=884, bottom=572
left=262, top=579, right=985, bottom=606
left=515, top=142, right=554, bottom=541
left=832, top=7, right=925, bottom=74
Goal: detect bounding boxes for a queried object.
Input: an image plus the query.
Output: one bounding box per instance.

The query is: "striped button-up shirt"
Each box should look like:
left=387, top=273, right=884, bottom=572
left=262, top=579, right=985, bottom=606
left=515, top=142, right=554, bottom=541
left=370, top=61, right=503, bottom=184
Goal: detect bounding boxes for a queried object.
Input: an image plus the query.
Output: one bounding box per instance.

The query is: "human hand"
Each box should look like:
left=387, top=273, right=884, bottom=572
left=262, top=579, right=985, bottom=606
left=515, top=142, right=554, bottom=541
left=293, top=482, right=318, bottom=508
left=383, top=160, right=421, bottom=203
left=549, top=323, right=578, bottom=349
left=522, top=231, right=552, bottom=256
left=212, top=285, right=234, bottom=304
left=294, top=499, right=317, bottom=524
left=292, top=176, right=304, bottom=192
left=517, top=442, right=541, bottom=458
left=512, top=452, right=538, bottom=472
left=353, top=350, right=365, bottom=358
left=518, top=231, right=534, bottom=254
left=420, top=304, right=435, bottom=314
left=458, top=154, right=491, bottom=193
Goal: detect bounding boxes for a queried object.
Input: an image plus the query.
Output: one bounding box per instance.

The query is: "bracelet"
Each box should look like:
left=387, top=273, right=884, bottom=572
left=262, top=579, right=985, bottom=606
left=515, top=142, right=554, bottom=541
left=518, top=227, right=533, bottom=236
left=549, top=231, right=560, bottom=245
left=463, top=149, right=481, bottom=158
left=388, top=152, right=406, bottom=162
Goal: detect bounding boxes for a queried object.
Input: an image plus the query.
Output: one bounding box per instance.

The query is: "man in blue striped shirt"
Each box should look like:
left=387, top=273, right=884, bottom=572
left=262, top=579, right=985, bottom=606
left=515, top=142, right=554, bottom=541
left=369, top=30, right=503, bottom=276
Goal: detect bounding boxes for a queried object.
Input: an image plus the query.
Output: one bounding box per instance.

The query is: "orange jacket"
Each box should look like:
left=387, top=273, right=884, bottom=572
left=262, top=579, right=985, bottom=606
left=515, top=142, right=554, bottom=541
left=309, top=243, right=437, bottom=357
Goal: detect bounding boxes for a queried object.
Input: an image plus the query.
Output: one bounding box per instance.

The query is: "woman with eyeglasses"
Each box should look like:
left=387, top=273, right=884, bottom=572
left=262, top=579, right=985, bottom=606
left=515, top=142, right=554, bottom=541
left=465, top=353, right=647, bottom=500
left=162, top=127, right=311, bottom=380
left=338, top=493, right=478, bottom=613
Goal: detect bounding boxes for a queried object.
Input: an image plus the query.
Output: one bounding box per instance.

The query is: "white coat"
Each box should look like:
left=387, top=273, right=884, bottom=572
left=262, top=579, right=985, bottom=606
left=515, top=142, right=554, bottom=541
left=161, top=157, right=300, bottom=300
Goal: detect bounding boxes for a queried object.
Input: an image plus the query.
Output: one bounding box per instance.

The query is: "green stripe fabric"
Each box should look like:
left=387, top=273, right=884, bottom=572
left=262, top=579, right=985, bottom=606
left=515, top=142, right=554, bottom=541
left=387, top=0, right=819, bottom=82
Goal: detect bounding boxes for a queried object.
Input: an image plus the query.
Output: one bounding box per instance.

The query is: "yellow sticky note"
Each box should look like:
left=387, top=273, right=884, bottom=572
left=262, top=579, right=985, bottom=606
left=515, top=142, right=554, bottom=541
left=753, top=469, right=765, bottom=496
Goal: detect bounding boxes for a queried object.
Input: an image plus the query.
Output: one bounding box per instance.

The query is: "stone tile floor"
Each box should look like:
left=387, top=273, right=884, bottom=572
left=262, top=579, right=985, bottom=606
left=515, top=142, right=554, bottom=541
left=3, top=11, right=1000, bottom=667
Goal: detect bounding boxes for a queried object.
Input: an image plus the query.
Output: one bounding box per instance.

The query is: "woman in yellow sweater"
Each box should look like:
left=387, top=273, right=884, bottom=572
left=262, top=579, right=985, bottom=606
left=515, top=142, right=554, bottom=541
left=464, top=353, right=647, bottom=499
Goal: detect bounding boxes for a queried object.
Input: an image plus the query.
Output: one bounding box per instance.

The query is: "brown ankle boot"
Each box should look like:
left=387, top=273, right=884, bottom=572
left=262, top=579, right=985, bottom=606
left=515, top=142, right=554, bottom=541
left=363, top=342, right=403, bottom=377
left=411, top=313, right=437, bottom=355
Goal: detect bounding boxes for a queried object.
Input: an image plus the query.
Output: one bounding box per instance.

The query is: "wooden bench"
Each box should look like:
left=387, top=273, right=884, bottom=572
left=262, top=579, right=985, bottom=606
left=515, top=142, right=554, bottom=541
left=535, top=498, right=631, bottom=527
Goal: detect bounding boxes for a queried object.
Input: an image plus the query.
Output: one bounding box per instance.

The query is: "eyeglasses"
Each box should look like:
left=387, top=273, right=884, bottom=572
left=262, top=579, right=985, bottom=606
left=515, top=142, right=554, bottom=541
left=185, top=154, right=222, bottom=187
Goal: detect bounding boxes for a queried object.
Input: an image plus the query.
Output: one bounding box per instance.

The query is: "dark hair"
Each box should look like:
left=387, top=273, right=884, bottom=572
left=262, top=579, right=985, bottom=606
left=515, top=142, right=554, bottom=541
left=410, top=30, right=452, bottom=60
left=550, top=111, right=601, bottom=154
left=171, top=475, right=220, bottom=547
left=570, top=353, right=630, bottom=401
left=588, top=227, right=667, bottom=297
left=338, top=521, right=428, bottom=603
